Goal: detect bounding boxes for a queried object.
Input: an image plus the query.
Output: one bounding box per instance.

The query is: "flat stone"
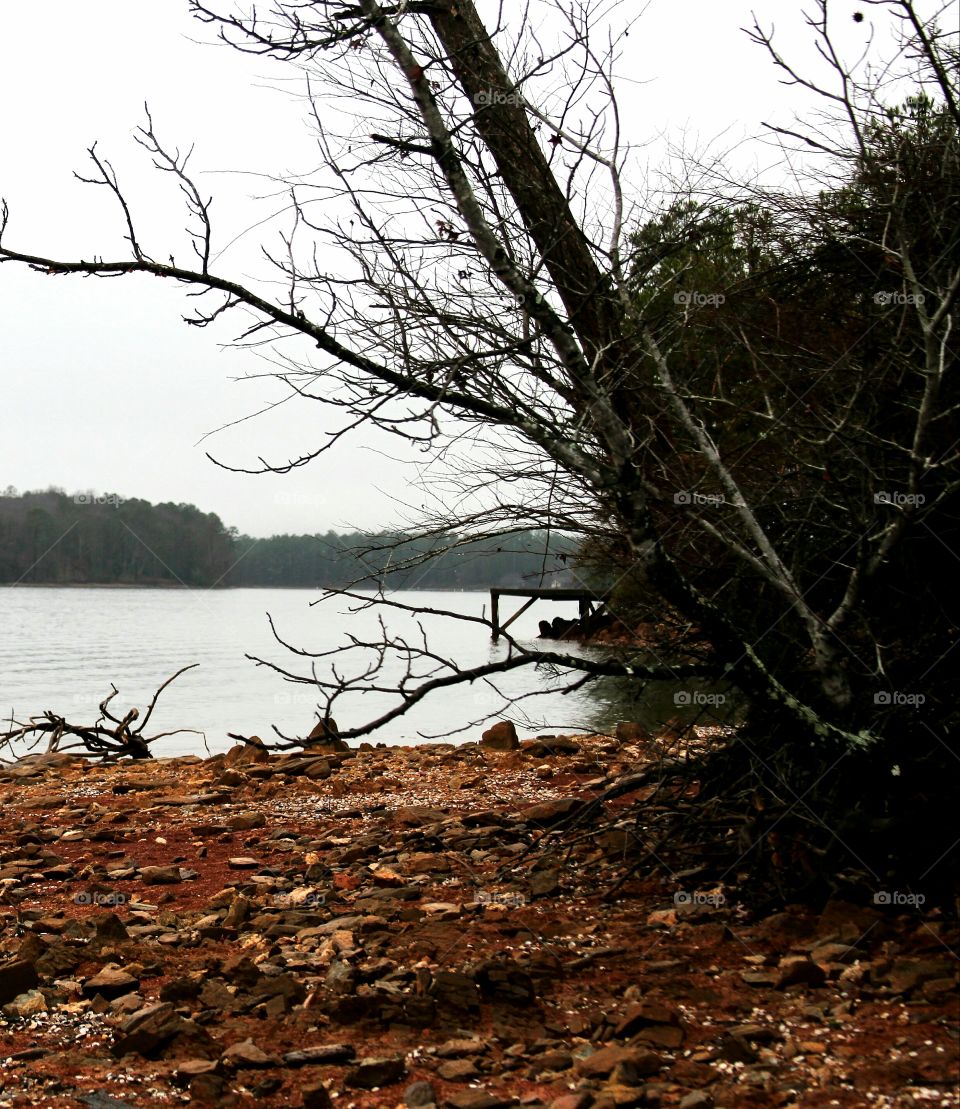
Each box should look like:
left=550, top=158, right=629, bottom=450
left=227, top=857, right=261, bottom=870
left=521, top=796, right=585, bottom=826
left=573, top=1046, right=661, bottom=1080
left=176, top=1059, right=220, bottom=1078
left=220, top=1039, right=279, bottom=1068
left=282, top=1044, right=356, bottom=1067
left=226, top=812, right=266, bottom=831
left=444, top=1093, right=516, bottom=1109
left=345, top=1055, right=408, bottom=1089
left=139, top=865, right=183, bottom=885
left=435, top=1038, right=488, bottom=1059
left=83, top=968, right=140, bottom=1000
left=437, top=1058, right=480, bottom=1081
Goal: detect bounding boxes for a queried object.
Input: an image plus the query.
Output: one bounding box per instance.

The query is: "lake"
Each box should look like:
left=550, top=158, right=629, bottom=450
left=0, top=587, right=738, bottom=758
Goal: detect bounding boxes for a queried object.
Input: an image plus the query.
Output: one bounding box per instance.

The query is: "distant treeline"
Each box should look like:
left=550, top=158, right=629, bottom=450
left=0, top=488, right=577, bottom=589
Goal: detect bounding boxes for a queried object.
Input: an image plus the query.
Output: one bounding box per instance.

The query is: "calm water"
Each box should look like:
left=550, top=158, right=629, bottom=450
left=1, top=587, right=741, bottom=758
left=0, top=587, right=634, bottom=757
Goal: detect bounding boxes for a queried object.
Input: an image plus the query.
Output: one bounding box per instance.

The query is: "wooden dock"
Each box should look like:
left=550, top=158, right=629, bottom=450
left=490, top=587, right=611, bottom=641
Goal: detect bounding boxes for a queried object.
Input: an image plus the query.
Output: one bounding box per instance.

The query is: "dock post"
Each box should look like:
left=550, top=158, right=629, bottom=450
left=491, top=590, right=500, bottom=641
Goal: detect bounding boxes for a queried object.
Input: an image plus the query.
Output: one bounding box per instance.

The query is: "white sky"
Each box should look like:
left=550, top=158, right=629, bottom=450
left=0, top=0, right=932, bottom=536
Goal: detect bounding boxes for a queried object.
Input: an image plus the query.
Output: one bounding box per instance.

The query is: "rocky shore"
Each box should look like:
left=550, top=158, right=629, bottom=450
left=0, top=729, right=956, bottom=1108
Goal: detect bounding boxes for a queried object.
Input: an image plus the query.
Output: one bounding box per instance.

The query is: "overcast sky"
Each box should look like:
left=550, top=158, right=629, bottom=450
left=0, top=0, right=927, bottom=536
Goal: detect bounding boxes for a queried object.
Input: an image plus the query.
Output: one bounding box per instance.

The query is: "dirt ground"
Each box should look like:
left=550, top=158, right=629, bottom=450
left=0, top=729, right=956, bottom=1108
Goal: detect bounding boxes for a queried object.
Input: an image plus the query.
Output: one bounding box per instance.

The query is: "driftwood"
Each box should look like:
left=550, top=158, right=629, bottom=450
left=0, top=664, right=201, bottom=761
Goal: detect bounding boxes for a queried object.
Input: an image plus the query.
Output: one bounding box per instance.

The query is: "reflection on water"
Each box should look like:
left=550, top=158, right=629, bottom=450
left=577, top=666, right=747, bottom=736
left=0, top=586, right=745, bottom=757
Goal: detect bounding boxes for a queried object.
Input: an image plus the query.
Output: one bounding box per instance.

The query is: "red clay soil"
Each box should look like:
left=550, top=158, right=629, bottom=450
left=0, top=731, right=956, bottom=1109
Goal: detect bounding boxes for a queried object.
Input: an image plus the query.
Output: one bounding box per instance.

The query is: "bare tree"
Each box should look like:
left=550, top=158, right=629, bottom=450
left=0, top=665, right=202, bottom=760
left=1, top=0, right=957, bottom=898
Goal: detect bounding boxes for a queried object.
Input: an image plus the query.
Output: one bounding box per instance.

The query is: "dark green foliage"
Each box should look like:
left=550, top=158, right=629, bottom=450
left=0, top=488, right=576, bottom=589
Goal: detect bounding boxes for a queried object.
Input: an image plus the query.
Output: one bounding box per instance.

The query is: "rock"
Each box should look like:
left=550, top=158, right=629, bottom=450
left=549, top=1097, right=592, bottom=1109
left=480, top=721, right=519, bottom=751
left=574, top=1046, right=661, bottom=1080
left=429, top=970, right=482, bottom=1019
left=139, top=865, right=183, bottom=885
left=219, top=953, right=261, bottom=989
left=372, top=865, right=406, bottom=887
left=113, top=1002, right=218, bottom=1060
left=678, top=1095, right=713, bottom=1109
left=0, top=959, right=39, bottom=1006
left=530, top=1049, right=572, bottom=1075
left=224, top=740, right=270, bottom=766
left=345, top=1055, right=408, bottom=1089
left=227, top=857, right=260, bottom=870
left=83, top=967, right=140, bottom=1000
left=249, top=970, right=307, bottom=1009
left=615, top=722, right=651, bottom=745
left=282, top=1044, right=356, bottom=1067
left=614, top=1001, right=684, bottom=1048
left=475, top=960, right=536, bottom=1006
left=221, top=1039, right=279, bottom=1068
left=217, top=769, right=248, bottom=788
left=34, top=941, right=80, bottom=979
left=776, top=956, right=826, bottom=990
left=93, top=912, right=130, bottom=945
left=222, top=895, right=252, bottom=930
left=306, top=719, right=348, bottom=752
left=438, top=1058, right=481, bottom=1081
left=444, top=1093, right=516, bottom=1109
left=885, top=957, right=956, bottom=995
left=810, top=941, right=859, bottom=966
left=302, top=1086, right=333, bottom=1109
left=185, top=1073, right=233, bottom=1105
left=405, top=1079, right=437, bottom=1107
left=175, top=1059, right=219, bottom=1080
left=305, top=759, right=333, bottom=780
left=435, top=1039, right=488, bottom=1058
left=226, top=812, right=266, bottom=831
left=528, top=869, right=561, bottom=899
left=2, top=988, right=48, bottom=1018
left=521, top=796, right=585, bottom=826
left=717, top=1033, right=758, bottom=1064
